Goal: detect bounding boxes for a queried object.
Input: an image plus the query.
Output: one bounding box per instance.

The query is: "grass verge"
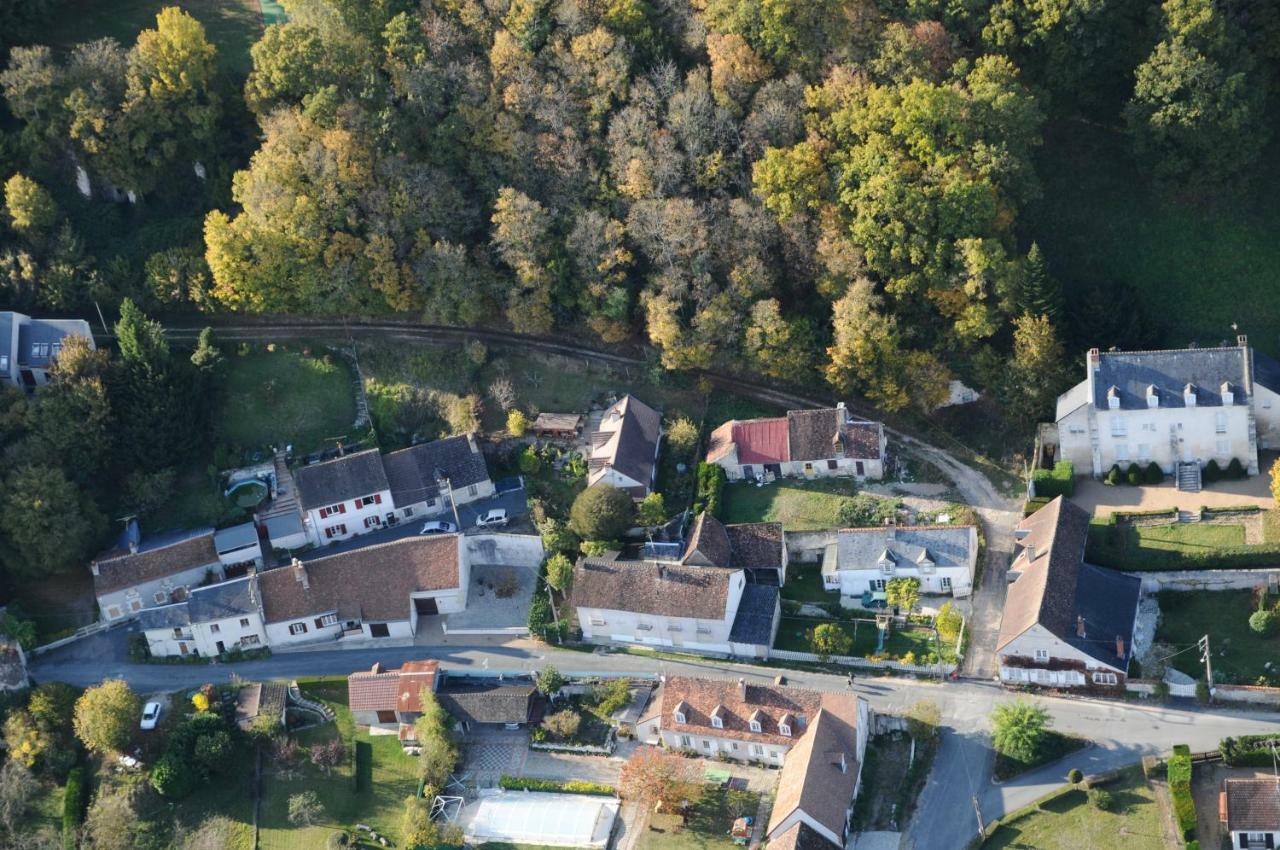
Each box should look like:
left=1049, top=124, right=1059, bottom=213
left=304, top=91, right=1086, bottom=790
left=992, top=732, right=1088, bottom=782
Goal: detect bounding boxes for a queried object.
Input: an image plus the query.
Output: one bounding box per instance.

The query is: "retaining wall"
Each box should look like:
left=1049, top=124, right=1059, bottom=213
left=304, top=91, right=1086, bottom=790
left=769, top=647, right=954, bottom=677
left=1130, top=568, right=1280, bottom=591
left=785, top=531, right=837, bottom=562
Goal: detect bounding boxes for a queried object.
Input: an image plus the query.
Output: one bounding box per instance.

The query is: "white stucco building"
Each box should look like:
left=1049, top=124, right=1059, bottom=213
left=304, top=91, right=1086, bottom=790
left=0, top=312, right=94, bottom=390
left=92, top=525, right=224, bottom=622
left=382, top=435, right=495, bottom=520
left=294, top=449, right=395, bottom=546
left=821, top=524, right=978, bottom=601
left=586, top=395, right=663, bottom=498
left=1054, top=338, right=1280, bottom=482
left=137, top=575, right=267, bottom=658
left=707, top=404, right=885, bottom=483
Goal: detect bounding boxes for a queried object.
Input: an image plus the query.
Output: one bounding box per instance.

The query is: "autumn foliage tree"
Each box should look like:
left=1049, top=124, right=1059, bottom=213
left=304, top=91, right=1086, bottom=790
left=620, top=746, right=706, bottom=811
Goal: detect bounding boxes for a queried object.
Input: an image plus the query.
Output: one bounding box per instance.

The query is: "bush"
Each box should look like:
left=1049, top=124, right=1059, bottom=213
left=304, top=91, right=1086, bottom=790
left=1195, top=681, right=1210, bottom=704
left=541, top=709, right=581, bottom=740
left=1153, top=680, right=1170, bottom=702
left=507, top=409, right=528, bottom=437
left=569, top=484, right=634, bottom=541
left=1125, top=463, right=1141, bottom=486
left=691, top=463, right=727, bottom=517
left=1105, top=464, right=1122, bottom=485
left=518, top=445, right=542, bottom=475
left=1088, top=788, right=1115, bottom=811
left=991, top=700, right=1049, bottom=763
left=1221, top=734, right=1280, bottom=767
left=498, top=775, right=615, bottom=795
left=1203, top=460, right=1222, bottom=483
left=592, top=679, right=631, bottom=716
left=1249, top=609, right=1276, bottom=636
left=1067, top=768, right=1083, bottom=784
left=1171, top=785, right=1197, bottom=841
left=1226, top=457, right=1246, bottom=479
left=837, top=494, right=900, bottom=527
left=1031, top=461, right=1075, bottom=498
left=1144, top=461, right=1163, bottom=484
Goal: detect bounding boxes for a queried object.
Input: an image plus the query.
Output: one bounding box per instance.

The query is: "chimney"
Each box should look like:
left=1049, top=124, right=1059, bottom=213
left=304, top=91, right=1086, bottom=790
left=1024, top=542, right=1036, bottom=563
left=1088, top=348, right=1101, bottom=371
left=292, top=557, right=309, bottom=590
left=1115, top=636, right=1126, bottom=660
left=1076, top=615, right=1086, bottom=638
left=737, top=677, right=747, bottom=701
left=1238, top=334, right=1249, bottom=349
left=371, top=662, right=382, bottom=674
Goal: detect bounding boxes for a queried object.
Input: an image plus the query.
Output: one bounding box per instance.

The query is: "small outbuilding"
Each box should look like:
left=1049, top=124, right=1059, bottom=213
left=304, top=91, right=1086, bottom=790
left=532, top=413, right=584, bottom=439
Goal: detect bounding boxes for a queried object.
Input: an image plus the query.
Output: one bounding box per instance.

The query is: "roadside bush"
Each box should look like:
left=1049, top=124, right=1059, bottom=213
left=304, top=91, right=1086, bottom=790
left=1088, top=788, right=1116, bottom=811
left=1030, top=461, right=1075, bottom=498
left=692, top=463, right=727, bottom=518
left=1105, top=464, right=1122, bottom=485
left=1248, top=609, right=1276, bottom=636
left=1125, top=463, right=1141, bottom=485
left=1221, top=734, right=1280, bottom=766
left=1195, top=681, right=1210, bottom=704
left=1144, top=462, right=1163, bottom=484
left=1203, top=460, right=1222, bottom=483
left=499, top=776, right=615, bottom=795
left=1226, top=457, right=1246, bottom=479
left=1067, top=768, right=1082, bottom=784
left=1167, top=746, right=1197, bottom=840
left=1153, top=680, right=1170, bottom=702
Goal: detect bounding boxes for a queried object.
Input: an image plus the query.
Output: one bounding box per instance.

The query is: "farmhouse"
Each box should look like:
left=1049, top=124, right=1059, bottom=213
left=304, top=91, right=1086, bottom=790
left=996, top=497, right=1141, bottom=690
left=706, top=404, right=885, bottom=482
left=92, top=525, right=224, bottom=622
left=382, top=434, right=494, bottom=520
left=678, top=512, right=788, bottom=584
left=822, top=525, right=978, bottom=601
left=1053, top=337, right=1280, bottom=487
left=586, top=395, right=662, bottom=498
left=257, top=535, right=467, bottom=647
left=639, top=676, right=862, bottom=767
left=0, top=311, right=94, bottom=390
left=294, top=448, right=394, bottom=546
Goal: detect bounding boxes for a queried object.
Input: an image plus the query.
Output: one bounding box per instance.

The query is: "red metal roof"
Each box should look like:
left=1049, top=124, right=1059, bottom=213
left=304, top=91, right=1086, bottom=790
left=734, top=418, right=790, bottom=464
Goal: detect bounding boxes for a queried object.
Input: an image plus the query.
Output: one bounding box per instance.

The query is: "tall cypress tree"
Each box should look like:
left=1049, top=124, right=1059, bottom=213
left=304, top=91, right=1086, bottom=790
left=1019, top=243, right=1064, bottom=326
left=112, top=299, right=198, bottom=471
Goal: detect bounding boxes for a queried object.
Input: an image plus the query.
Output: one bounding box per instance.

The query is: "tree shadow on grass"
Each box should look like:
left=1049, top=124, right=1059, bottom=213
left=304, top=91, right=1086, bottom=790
left=355, top=741, right=373, bottom=792
left=1039, top=789, right=1085, bottom=813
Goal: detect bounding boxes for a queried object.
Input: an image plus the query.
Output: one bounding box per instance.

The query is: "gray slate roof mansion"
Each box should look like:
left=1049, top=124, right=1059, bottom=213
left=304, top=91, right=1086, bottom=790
left=0, top=311, right=94, bottom=390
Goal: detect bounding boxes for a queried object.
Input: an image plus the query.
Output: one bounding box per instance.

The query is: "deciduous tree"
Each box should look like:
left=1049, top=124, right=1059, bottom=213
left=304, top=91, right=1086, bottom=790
left=73, top=679, right=140, bottom=755
left=620, top=746, right=705, bottom=810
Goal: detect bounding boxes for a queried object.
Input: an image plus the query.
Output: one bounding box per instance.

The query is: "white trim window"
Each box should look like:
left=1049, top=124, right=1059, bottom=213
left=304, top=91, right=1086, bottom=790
left=711, top=715, right=723, bottom=729
left=1092, top=672, right=1118, bottom=686
left=1034, top=649, right=1049, bottom=662
left=674, top=711, right=687, bottom=724
left=288, top=622, right=308, bottom=636
left=680, top=735, right=691, bottom=748
left=749, top=719, right=762, bottom=733
left=940, top=577, right=952, bottom=592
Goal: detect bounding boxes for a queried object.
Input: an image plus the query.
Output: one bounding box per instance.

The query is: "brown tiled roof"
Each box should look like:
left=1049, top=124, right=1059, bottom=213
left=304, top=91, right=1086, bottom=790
left=767, top=822, right=839, bottom=850
left=571, top=557, right=734, bottom=620
left=396, top=661, right=440, bottom=713
left=706, top=421, right=737, bottom=464
left=787, top=408, right=881, bottom=462
left=348, top=670, right=402, bottom=712
left=660, top=676, right=856, bottom=747
left=258, top=536, right=459, bottom=624
left=725, top=522, right=785, bottom=569
left=998, top=496, right=1090, bottom=649
left=681, top=513, right=733, bottom=567
left=767, top=706, right=862, bottom=841
left=92, top=530, right=220, bottom=595
left=1224, top=778, right=1280, bottom=832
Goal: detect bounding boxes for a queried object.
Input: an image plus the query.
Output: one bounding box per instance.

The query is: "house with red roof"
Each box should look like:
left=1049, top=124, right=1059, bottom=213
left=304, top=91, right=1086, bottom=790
left=706, top=404, right=885, bottom=483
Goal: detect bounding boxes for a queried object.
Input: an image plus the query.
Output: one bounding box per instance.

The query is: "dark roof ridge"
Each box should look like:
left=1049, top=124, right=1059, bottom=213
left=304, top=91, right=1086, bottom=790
left=838, top=524, right=975, bottom=533
left=1098, top=343, right=1244, bottom=356
left=303, top=532, right=456, bottom=567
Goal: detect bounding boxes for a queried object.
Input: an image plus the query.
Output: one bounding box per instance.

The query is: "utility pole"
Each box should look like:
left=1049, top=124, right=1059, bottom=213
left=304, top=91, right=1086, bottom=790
left=1199, top=634, right=1214, bottom=693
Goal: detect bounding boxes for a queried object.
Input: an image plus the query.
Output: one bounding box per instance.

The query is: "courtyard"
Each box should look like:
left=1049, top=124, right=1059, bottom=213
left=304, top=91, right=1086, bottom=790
left=1072, top=474, right=1276, bottom=517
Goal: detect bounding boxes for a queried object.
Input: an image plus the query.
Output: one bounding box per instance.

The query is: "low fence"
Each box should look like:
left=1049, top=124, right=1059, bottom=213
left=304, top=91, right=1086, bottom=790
left=1131, top=568, right=1280, bottom=591
left=769, top=648, right=955, bottom=677
left=530, top=737, right=616, bottom=756
left=29, top=619, right=116, bottom=656
left=1126, top=678, right=1280, bottom=705
left=1125, top=679, right=1198, bottom=698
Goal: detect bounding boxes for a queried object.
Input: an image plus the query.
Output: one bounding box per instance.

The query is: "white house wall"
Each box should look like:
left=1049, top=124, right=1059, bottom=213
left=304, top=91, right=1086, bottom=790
left=304, top=487, right=395, bottom=546
left=998, top=623, right=1124, bottom=681
left=398, top=478, right=496, bottom=521
left=1253, top=383, right=1280, bottom=449
left=144, top=611, right=268, bottom=658
left=660, top=728, right=790, bottom=764
left=98, top=563, right=223, bottom=621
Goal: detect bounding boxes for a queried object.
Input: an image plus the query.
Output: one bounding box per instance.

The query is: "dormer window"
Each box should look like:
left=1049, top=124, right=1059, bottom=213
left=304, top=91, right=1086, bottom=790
left=710, top=705, right=725, bottom=729
left=749, top=709, right=764, bottom=733
left=1222, top=382, right=1234, bottom=406
left=916, top=549, right=934, bottom=573
left=779, top=713, right=793, bottom=736
left=1145, top=385, right=1158, bottom=408
left=1183, top=383, right=1197, bottom=407
left=749, top=719, right=762, bottom=733
left=1107, top=386, right=1120, bottom=410
left=674, top=701, right=688, bottom=725
left=877, top=549, right=895, bottom=574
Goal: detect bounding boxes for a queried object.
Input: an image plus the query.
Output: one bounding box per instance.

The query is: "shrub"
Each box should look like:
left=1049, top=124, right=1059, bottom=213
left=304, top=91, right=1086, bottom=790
left=692, top=463, right=727, bottom=517
left=1067, top=768, right=1083, bottom=784
left=637, top=492, right=666, bottom=526
left=541, top=710, right=581, bottom=740
left=1203, top=460, right=1222, bottom=483
left=809, top=623, right=853, bottom=659
left=498, top=776, right=615, bottom=795
left=518, top=445, right=542, bottom=475
left=1221, top=734, right=1280, bottom=766
left=1195, top=681, right=1210, bottom=704
left=1105, top=464, right=1122, bottom=485
left=1030, top=461, right=1075, bottom=498
left=1144, top=461, right=1163, bottom=484
left=1153, top=680, right=1170, bottom=702
left=991, top=700, right=1049, bottom=763
left=1226, top=457, right=1246, bottom=479
left=507, top=409, right=528, bottom=437
left=592, top=679, right=631, bottom=716
left=1249, top=608, right=1276, bottom=636
left=569, top=484, right=634, bottom=540
left=1088, top=788, right=1115, bottom=811
left=667, top=417, right=699, bottom=454
left=935, top=602, right=963, bottom=644
left=1125, top=463, right=1141, bottom=486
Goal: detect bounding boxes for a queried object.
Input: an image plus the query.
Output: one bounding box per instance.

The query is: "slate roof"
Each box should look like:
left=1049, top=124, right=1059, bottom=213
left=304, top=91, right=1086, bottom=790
left=767, top=822, right=839, bottom=850
left=588, top=395, right=661, bottom=489
left=136, top=576, right=261, bottom=631
left=294, top=449, right=389, bottom=511
left=1223, top=778, right=1280, bottom=832
left=214, top=522, right=259, bottom=554
left=1091, top=346, right=1252, bottom=410
left=382, top=436, right=490, bottom=507
left=264, top=511, right=304, bottom=541
left=659, top=676, right=857, bottom=747
left=728, top=584, right=779, bottom=646
left=10, top=315, right=93, bottom=368
left=725, top=523, right=785, bottom=570
left=767, top=705, right=863, bottom=841
left=92, top=528, right=220, bottom=595
left=787, top=408, right=882, bottom=461
left=834, top=525, right=975, bottom=574
left=1252, top=350, right=1280, bottom=396
left=257, top=535, right=460, bottom=624
left=997, top=497, right=1140, bottom=671
left=571, top=556, right=734, bottom=620
left=1055, top=379, right=1092, bottom=421
left=436, top=679, right=536, bottom=725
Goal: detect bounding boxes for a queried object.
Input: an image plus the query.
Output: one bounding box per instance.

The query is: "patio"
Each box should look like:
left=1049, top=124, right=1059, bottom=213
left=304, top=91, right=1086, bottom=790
left=1071, top=475, right=1275, bottom=517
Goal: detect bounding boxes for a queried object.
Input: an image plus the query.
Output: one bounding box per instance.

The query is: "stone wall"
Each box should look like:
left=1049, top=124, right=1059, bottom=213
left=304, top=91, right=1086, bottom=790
left=1131, top=568, right=1280, bottom=592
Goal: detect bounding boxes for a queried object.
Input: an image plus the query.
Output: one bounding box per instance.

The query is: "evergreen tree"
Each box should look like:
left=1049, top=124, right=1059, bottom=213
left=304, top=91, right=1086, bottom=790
left=112, top=299, right=198, bottom=470
left=1018, top=244, right=1064, bottom=325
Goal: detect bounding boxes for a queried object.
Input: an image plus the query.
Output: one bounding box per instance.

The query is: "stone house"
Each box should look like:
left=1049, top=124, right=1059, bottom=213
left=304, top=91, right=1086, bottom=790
left=92, top=526, right=224, bottom=622
left=137, top=575, right=267, bottom=658
left=295, top=449, right=395, bottom=546
left=706, top=404, right=885, bottom=483
left=382, top=434, right=495, bottom=521
left=586, top=395, right=663, bottom=498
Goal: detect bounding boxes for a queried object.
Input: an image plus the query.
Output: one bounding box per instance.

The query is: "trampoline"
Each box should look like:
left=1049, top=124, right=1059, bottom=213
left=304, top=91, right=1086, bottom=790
left=464, top=793, right=619, bottom=848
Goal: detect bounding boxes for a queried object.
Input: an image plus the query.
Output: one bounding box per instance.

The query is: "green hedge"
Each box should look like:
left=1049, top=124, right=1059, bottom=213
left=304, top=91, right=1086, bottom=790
left=692, top=463, right=727, bottom=518
left=63, top=767, right=87, bottom=849
left=1222, top=734, right=1280, bottom=766
left=498, top=776, right=615, bottom=796
left=1031, top=461, right=1075, bottom=498
left=1087, top=538, right=1280, bottom=571
left=1167, top=748, right=1196, bottom=842
left=1024, top=496, right=1052, bottom=516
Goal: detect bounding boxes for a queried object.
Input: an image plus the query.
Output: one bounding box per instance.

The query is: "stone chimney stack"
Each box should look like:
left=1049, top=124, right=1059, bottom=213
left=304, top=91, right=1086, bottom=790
left=737, top=677, right=747, bottom=701
left=292, top=557, right=309, bottom=590
left=1076, top=615, right=1086, bottom=638
left=1115, top=636, right=1126, bottom=660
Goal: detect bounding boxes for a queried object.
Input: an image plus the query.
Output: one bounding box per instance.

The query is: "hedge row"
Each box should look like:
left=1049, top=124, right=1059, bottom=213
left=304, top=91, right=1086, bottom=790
left=1086, top=537, right=1280, bottom=572
left=1030, top=461, right=1075, bottom=498
left=498, top=775, right=615, bottom=796
left=1221, top=734, right=1280, bottom=767
left=692, top=463, right=726, bottom=518
left=63, top=767, right=87, bottom=850
left=1167, top=747, right=1196, bottom=843
left=1104, top=462, right=1163, bottom=486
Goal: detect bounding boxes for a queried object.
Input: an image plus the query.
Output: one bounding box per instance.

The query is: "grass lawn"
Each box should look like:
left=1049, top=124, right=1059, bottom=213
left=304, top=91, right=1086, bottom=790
left=773, top=616, right=950, bottom=664
left=219, top=347, right=359, bottom=456
left=780, top=564, right=834, bottom=604
left=1027, top=120, right=1280, bottom=354
left=983, top=766, right=1168, bottom=849
left=256, top=676, right=421, bottom=849
left=1131, top=522, right=1245, bottom=552
left=992, top=731, right=1088, bottom=782
left=720, top=479, right=866, bottom=531
left=1155, top=589, right=1279, bottom=683
left=48, top=0, right=265, bottom=74
left=638, top=786, right=759, bottom=850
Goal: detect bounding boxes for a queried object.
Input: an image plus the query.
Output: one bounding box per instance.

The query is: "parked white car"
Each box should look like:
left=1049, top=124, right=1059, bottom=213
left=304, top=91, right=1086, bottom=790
left=474, top=509, right=509, bottom=528
left=140, top=702, right=162, bottom=730
left=419, top=520, right=457, bottom=535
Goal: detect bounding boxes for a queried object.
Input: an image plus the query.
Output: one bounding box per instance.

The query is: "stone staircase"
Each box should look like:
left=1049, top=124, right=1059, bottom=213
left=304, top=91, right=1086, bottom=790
left=287, top=681, right=336, bottom=723
left=1175, top=462, right=1202, bottom=493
